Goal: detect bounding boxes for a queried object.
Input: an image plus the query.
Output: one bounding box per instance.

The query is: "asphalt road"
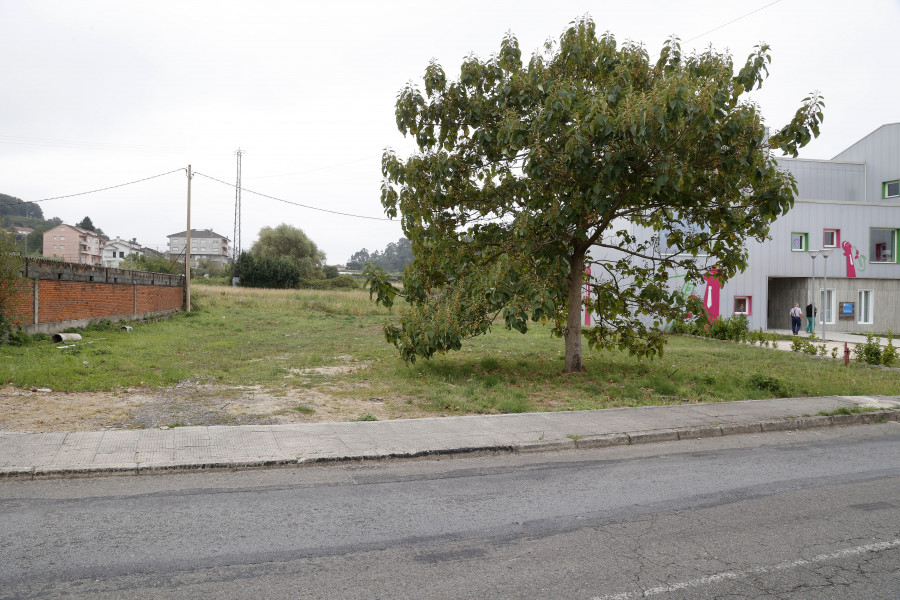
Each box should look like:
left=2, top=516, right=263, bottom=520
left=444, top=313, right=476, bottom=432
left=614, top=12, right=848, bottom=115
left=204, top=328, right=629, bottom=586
left=1, top=423, right=898, bottom=599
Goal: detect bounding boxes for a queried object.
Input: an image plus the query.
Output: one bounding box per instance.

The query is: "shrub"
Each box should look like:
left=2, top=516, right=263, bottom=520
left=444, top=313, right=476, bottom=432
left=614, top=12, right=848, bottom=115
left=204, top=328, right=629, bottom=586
left=300, top=275, right=359, bottom=290
left=238, top=252, right=302, bottom=289
left=882, top=331, right=897, bottom=367
left=855, top=332, right=883, bottom=365
left=707, top=314, right=748, bottom=342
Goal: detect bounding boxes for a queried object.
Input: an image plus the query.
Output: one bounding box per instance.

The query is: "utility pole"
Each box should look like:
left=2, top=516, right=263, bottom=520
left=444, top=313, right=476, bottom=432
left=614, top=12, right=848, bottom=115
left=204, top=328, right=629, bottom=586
left=185, top=165, right=192, bottom=312
left=232, top=148, right=243, bottom=284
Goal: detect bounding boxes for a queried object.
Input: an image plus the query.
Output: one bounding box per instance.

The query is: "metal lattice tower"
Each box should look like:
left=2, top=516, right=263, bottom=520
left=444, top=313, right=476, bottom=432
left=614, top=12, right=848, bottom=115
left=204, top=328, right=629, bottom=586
left=233, top=148, right=243, bottom=263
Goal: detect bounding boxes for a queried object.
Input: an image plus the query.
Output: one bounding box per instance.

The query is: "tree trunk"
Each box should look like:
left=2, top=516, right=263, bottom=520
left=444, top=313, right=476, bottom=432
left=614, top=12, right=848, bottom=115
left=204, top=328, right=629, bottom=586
left=563, top=250, right=586, bottom=373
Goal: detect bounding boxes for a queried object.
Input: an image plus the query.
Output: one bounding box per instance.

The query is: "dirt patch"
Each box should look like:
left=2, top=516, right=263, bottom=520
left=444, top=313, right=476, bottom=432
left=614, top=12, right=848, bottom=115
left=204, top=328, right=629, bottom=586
left=0, top=382, right=431, bottom=433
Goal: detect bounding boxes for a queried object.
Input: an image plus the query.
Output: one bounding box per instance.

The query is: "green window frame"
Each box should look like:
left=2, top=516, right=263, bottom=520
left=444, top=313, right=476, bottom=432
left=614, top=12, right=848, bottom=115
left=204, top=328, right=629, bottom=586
left=790, top=232, right=809, bottom=252
left=884, top=180, right=900, bottom=199
left=870, top=228, right=898, bottom=263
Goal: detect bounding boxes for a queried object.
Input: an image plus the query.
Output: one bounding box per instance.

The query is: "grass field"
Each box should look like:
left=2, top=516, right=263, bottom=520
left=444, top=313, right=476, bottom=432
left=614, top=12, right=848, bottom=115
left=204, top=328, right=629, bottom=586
left=2, top=284, right=899, bottom=419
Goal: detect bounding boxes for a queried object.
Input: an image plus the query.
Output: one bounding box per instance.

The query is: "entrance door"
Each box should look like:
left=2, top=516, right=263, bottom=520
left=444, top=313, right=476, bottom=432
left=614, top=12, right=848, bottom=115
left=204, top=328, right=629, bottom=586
left=820, top=288, right=835, bottom=325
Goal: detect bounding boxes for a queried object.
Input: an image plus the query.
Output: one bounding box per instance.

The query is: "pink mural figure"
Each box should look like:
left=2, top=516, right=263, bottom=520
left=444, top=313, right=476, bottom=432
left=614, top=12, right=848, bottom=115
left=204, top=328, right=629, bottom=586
left=583, top=265, right=592, bottom=326
left=703, top=269, right=721, bottom=321
left=842, top=241, right=856, bottom=278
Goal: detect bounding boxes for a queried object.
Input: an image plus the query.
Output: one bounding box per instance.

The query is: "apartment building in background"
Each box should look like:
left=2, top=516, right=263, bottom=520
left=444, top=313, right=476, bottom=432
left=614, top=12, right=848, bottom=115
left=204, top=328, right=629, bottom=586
left=167, top=229, right=231, bottom=266
left=42, top=224, right=104, bottom=265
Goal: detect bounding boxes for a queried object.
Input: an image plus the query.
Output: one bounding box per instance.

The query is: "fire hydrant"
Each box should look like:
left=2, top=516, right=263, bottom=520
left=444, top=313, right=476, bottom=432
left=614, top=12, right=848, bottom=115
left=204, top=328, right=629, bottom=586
left=844, top=342, right=850, bottom=365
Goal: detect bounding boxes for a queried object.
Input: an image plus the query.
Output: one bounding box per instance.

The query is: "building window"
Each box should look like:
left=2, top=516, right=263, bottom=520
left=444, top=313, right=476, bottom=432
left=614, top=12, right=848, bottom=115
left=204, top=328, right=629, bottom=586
left=60, top=236, right=65, bottom=241
left=823, top=229, right=839, bottom=248
left=791, top=232, right=808, bottom=251
left=733, top=296, right=751, bottom=315
left=858, top=290, right=874, bottom=325
left=820, top=288, right=835, bottom=325
left=870, top=229, right=897, bottom=263
left=884, top=180, right=900, bottom=199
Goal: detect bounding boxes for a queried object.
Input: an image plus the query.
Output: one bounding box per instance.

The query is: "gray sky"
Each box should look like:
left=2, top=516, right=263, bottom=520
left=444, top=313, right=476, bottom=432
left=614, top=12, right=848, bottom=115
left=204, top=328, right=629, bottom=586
left=2, top=0, right=898, bottom=264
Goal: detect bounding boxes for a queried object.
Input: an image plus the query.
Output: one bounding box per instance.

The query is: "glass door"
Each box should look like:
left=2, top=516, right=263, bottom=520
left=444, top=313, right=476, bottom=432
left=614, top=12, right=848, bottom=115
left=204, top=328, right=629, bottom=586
left=820, top=289, right=835, bottom=324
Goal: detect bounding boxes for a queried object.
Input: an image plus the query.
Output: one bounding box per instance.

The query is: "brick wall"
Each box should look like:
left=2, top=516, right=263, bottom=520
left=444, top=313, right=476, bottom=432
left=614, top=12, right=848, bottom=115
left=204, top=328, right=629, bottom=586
left=3, top=258, right=184, bottom=334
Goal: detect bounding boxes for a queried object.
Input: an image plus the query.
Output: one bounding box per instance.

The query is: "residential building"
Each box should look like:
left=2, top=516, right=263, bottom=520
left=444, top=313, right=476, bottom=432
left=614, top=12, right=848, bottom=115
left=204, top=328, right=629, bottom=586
left=587, top=123, right=900, bottom=335
left=167, top=229, right=230, bottom=266
left=42, top=224, right=104, bottom=265
left=102, top=237, right=143, bottom=268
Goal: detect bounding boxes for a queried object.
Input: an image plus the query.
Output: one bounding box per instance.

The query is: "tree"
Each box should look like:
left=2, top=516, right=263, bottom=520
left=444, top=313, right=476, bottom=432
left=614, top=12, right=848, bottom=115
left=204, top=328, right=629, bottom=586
left=323, top=265, right=339, bottom=279
left=347, top=238, right=414, bottom=272
left=75, top=216, right=106, bottom=238
left=237, top=251, right=302, bottom=289
left=369, top=18, right=823, bottom=372
left=249, top=224, right=325, bottom=280
left=0, top=194, right=43, bottom=220
left=346, top=248, right=371, bottom=271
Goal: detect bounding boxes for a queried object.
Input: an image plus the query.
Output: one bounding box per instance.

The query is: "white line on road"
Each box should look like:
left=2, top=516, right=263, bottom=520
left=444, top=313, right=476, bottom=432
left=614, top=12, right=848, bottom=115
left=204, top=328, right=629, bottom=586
left=590, top=539, right=900, bottom=600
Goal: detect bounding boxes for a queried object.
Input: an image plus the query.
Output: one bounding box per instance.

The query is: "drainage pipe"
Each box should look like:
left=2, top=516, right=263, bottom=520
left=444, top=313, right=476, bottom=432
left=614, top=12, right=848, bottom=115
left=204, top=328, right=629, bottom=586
left=51, top=333, right=82, bottom=343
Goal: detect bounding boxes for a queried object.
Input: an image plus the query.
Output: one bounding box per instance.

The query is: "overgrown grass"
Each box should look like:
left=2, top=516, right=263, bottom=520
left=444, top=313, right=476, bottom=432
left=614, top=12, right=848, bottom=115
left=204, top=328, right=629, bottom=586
left=2, top=285, right=899, bottom=417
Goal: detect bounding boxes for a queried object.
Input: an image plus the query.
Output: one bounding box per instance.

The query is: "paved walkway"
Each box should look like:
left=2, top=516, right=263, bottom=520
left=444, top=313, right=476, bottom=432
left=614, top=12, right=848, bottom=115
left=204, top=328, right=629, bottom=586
left=770, top=329, right=896, bottom=344
left=2, top=395, right=898, bottom=479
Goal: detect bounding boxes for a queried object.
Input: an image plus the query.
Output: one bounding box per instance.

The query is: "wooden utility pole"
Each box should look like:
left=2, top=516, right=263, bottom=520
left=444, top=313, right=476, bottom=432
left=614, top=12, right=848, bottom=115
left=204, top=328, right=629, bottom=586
left=185, top=165, right=192, bottom=312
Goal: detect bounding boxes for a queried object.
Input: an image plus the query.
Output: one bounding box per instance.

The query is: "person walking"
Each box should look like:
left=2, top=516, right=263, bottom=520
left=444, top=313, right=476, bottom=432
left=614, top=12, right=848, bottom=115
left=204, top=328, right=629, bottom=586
left=805, top=302, right=817, bottom=333
left=790, top=303, right=803, bottom=335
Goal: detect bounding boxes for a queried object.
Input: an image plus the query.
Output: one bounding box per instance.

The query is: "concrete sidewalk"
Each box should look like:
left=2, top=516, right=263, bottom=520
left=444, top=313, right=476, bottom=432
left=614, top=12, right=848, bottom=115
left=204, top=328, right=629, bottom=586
left=2, top=395, right=899, bottom=480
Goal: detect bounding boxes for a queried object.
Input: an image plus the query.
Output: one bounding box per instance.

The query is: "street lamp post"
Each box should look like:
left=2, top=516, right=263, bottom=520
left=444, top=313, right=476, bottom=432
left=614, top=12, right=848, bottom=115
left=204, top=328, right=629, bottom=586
left=821, top=249, right=833, bottom=341
left=808, top=250, right=819, bottom=335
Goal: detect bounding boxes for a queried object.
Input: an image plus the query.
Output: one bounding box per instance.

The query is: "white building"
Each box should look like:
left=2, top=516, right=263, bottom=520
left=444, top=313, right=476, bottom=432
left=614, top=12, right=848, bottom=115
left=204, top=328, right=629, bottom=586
left=102, top=237, right=143, bottom=268
left=588, top=123, right=900, bottom=335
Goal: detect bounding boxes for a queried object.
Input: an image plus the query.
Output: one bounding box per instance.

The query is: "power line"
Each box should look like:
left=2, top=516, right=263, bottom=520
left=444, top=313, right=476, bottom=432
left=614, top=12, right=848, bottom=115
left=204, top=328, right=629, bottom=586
left=685, top=0, right=784, bottom=43
left=243, top=144, right=416, bottom=180
left=0, top=134, right=173, bottom=153
left=192, top=171, right=394, bottom=222
left=0, top=168, right=186, bottom=208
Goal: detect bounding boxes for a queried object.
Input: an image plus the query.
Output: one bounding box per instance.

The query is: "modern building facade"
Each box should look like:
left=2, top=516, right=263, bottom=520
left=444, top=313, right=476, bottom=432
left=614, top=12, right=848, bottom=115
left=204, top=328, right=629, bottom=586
left=587, top=123, right=900, bottom=335
left=167, top=229, right=230, bottom=266
left=42, top=224, right=104, bottom=265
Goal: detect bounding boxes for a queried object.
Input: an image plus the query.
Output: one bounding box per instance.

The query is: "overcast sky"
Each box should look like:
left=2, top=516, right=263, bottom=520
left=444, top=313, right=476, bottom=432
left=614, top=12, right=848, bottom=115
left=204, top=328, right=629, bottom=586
left=2, top=0, right=898, bottom=264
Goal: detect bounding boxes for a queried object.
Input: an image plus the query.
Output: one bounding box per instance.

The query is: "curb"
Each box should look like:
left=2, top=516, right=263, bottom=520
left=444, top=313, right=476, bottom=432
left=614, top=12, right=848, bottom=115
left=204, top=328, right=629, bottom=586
left=3, top=409, right=899, bottom=481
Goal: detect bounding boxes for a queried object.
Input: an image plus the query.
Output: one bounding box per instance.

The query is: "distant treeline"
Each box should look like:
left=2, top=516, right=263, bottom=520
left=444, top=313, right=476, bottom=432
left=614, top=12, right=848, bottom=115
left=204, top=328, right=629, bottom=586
left=346, top=237, right=413, bottom=272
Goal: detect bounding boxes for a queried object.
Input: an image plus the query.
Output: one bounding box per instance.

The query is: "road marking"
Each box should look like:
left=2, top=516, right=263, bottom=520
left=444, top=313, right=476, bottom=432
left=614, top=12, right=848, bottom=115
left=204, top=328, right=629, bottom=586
left=591, top=539, right=900, bottom=600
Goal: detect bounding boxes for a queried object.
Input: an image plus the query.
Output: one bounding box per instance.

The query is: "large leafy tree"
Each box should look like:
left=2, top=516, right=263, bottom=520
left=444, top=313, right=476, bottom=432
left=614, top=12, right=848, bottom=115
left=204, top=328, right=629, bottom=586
left=249, top=223, right=325, bottom=280
left=369, top=18, right=823, bottom=372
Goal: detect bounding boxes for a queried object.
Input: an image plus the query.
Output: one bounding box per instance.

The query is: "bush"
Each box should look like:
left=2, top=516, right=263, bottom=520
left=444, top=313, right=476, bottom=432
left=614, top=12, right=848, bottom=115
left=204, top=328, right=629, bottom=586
left=300, top=275, right=359, bottom=290
left=707, top=314, right=748, bottom=342
left=237, top=252, right=302, bottom=289
left=882, top=332, right=897, bottom=367
left=854, top=332, right=882, bottom=365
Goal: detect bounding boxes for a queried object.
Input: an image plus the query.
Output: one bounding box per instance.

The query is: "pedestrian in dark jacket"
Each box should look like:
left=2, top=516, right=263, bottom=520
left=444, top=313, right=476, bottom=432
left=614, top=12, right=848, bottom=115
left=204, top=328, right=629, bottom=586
left=805, top=303, right=817, bottom=333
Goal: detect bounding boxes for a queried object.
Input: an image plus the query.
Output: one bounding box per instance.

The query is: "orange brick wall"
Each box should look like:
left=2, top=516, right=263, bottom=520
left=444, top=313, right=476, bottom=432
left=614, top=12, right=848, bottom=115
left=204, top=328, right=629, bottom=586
left=137, top=285, right=183, bottom=314
left=5, top=279, right=182, bottom=327
left=4, top=280, right=35, bottom=324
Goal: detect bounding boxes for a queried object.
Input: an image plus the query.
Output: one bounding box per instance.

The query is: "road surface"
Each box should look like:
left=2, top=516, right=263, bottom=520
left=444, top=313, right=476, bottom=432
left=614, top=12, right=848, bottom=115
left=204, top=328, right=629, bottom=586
left=1, top=423, right=898, bottom=599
